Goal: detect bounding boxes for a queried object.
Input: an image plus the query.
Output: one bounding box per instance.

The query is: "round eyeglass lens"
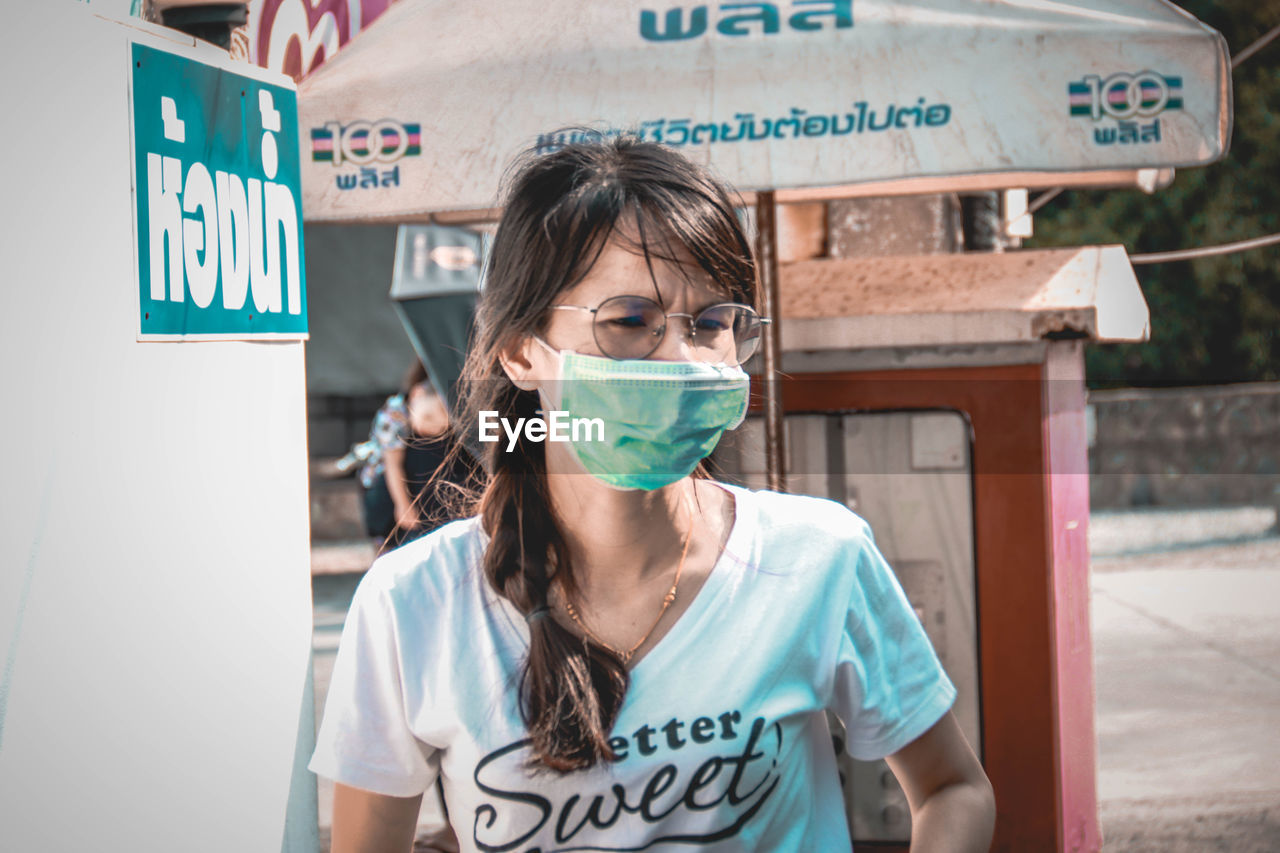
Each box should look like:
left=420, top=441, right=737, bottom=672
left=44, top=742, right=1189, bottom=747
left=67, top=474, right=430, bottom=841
left=690, top=303, right=762, bottom=364
left=591, top=296, right=668, bottom=360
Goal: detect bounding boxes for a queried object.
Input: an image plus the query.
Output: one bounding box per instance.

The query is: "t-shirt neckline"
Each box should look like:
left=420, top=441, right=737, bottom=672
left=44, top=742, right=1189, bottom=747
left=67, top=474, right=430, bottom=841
left=624, top=481, right=756, bottom=681
left=491, top=481, right=757, bottom=680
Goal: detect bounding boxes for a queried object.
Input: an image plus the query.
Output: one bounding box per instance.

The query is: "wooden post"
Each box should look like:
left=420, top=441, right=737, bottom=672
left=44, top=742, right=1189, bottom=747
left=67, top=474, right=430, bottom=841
left=755, top=190, right=786, bottom=493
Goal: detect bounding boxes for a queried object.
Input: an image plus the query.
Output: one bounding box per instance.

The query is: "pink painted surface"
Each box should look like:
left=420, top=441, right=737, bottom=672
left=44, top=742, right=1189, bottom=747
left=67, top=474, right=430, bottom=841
left=253, top=0, right=397, bottom=81
left=1042, top=340, right=1102, bottom=853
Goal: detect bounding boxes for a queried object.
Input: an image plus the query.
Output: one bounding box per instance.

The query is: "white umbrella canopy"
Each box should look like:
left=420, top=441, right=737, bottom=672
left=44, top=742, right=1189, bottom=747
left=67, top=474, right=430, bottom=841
left=297, top=0, right=1230, bottom=223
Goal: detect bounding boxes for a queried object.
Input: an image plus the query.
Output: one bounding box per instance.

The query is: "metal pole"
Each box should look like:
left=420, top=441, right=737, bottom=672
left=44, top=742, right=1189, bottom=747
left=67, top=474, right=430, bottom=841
left=755, top=190, right=786, bottom=493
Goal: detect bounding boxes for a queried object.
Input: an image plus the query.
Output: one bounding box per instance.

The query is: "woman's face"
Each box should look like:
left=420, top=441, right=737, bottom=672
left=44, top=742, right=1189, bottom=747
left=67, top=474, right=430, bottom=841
left=407, top=382, right=448, bottom=435
left=539, top=230, right=730, bottom=365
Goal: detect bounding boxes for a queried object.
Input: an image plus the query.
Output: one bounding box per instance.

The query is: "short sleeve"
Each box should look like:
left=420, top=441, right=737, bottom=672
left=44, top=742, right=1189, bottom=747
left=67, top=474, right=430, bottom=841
left=829, top=527, right=957, bottom=761
left=309, top=575, right=438, bottom=797
left=371, top=397, right=410, bottom=453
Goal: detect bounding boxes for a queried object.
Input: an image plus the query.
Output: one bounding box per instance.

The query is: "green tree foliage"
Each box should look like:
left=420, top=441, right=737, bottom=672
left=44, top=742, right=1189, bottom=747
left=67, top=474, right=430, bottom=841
left=1028, top=2, right=1280, bottom=387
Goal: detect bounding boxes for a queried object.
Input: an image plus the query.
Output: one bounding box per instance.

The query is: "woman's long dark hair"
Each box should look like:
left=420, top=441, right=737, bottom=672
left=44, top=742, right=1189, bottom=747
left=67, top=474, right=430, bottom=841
left=453, top=133, right=757, bottom=772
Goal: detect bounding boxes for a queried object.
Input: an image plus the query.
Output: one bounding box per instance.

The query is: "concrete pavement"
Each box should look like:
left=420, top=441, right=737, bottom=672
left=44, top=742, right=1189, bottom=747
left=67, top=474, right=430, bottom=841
left=1090, top=509, right=1280, bottom=853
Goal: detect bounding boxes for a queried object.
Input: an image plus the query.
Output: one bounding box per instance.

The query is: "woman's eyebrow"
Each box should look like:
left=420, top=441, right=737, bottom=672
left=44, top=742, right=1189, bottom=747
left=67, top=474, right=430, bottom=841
left=659, top=279, right=731, bottom=313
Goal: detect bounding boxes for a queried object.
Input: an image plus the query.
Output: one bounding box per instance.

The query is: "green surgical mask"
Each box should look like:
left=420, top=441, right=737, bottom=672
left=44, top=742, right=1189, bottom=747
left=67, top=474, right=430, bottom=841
left=536, top=338, right=750, bottom=491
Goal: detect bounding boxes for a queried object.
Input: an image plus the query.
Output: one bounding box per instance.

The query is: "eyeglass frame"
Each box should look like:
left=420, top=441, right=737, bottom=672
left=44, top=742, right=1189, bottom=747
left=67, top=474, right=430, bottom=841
left=547, top=296, right=771, bottom=362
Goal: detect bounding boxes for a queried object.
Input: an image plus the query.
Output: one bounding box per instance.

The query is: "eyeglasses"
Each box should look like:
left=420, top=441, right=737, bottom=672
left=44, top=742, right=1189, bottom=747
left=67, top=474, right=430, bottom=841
left=550, top=296, right=769, bottom=362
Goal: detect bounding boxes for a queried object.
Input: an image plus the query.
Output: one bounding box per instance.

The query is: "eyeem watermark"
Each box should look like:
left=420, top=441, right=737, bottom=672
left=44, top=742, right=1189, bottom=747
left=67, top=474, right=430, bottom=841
left=478, top=410, right=604, bottom=451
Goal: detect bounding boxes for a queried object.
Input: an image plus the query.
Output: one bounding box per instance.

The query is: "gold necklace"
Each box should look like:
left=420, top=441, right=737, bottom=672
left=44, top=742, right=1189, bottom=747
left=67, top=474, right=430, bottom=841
left=561, top=497, right=695, bottom=665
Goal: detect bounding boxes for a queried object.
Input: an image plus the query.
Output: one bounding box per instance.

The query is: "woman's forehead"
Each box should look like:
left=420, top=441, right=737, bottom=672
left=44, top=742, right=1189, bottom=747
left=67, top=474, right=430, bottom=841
left=560, top=231, right=723, bottom=306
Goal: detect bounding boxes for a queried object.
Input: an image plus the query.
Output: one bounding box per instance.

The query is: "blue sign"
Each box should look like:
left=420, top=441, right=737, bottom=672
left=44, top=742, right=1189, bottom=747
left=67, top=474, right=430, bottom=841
left=131, top=42, right=307, bottom=339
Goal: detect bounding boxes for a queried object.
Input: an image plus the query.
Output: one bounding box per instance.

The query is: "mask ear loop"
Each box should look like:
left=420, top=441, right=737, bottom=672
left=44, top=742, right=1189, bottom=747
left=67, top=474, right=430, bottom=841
left=531, top=335, right=567, bottom=412
left=531, top=334, right=561, bottom=359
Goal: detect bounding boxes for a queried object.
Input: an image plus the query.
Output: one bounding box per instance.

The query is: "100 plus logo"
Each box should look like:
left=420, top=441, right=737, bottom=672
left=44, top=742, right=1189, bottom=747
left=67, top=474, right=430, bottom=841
left=1068, top=71, right=1183, bottom=121
left=310, top=119, right=421, bottom=166
left=1068, top=71, right=1182, bottom=148
left=310, top=118, right=421, bottom=192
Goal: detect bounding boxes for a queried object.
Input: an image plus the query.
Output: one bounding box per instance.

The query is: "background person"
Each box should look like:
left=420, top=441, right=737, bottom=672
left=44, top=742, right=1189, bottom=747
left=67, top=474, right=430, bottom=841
left=311, top=135, right=995, bottom=852
left=359, top=362, right=465, bottom=551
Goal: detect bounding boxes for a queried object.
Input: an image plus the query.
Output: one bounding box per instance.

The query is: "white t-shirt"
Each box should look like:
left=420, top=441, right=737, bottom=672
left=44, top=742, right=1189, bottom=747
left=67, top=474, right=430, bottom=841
left=310, top=484, right=955, bottom=851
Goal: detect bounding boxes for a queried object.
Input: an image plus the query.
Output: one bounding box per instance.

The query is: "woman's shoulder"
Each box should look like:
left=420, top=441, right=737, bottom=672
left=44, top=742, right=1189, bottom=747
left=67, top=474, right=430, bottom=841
left=356, top=516, right=488, bottom=605
left=714, top=483, right=882, bottom=609
left=719, top=481, right=873, bottom=544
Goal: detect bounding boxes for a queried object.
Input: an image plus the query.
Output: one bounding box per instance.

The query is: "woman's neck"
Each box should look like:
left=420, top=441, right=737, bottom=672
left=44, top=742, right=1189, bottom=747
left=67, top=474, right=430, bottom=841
left=544, top=443, right=699, bottom=596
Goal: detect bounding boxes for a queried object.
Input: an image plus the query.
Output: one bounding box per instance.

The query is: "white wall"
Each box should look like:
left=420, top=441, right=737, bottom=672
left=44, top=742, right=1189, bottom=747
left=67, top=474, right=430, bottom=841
left=0, top=5, right=313, bottom=851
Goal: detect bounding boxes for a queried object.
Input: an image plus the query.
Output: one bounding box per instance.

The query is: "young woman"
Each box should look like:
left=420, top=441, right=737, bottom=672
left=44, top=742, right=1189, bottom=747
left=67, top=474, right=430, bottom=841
left=311, top=136, right=995, bottom=852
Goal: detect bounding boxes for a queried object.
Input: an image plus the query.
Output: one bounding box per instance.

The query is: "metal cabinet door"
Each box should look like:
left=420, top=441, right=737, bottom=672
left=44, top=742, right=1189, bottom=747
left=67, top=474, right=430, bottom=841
left=716, top=409, right=980, bottom=844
